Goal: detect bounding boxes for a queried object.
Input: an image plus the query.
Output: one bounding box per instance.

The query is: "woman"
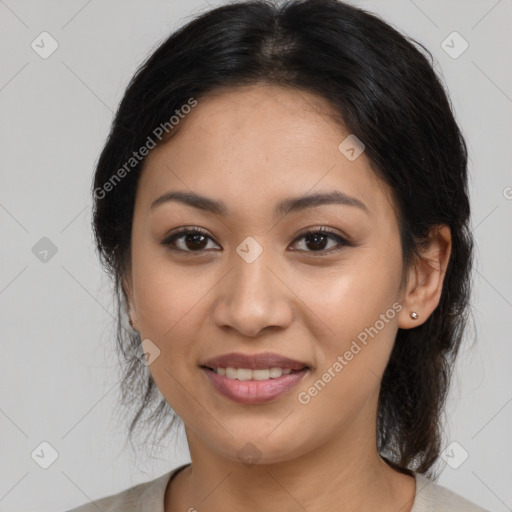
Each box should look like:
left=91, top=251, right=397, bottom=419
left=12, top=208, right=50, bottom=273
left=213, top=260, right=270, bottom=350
left=68, top=0, right=489, bottom=510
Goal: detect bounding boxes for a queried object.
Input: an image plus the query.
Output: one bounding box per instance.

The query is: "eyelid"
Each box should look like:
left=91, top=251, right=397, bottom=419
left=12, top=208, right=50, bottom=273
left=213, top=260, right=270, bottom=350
left=292, top=225, right=351, bottom=243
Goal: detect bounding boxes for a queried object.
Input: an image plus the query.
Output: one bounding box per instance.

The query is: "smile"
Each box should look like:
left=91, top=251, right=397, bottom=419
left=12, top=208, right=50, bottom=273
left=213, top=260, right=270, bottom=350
left=201, top=366, right=309, bottom=404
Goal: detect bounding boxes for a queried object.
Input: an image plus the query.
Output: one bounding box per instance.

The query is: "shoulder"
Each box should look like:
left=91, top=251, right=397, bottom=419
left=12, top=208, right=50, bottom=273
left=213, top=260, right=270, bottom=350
left=64, top=465, right=186, bottom=512
left=412, top=473, right=490, bottom=512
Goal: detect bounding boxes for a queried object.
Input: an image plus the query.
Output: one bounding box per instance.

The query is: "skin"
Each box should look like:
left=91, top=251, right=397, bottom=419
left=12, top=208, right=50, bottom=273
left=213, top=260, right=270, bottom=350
left=123, top=84, right=452, bottom=512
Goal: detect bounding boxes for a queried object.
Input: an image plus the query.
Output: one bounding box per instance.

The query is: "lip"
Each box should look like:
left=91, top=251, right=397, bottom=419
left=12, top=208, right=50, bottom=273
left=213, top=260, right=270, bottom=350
left=201, top=351, right=309, bottom=371
left=201, top=366, right=310, bottom=404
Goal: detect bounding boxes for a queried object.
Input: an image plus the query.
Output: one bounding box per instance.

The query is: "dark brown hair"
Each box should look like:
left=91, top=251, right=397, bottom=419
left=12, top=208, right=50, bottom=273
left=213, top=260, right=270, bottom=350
left=92, top=0, right=473, bottom=478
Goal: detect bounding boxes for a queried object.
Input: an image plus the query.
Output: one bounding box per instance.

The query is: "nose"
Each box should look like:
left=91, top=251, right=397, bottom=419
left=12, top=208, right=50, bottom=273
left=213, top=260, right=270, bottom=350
left=212, top=248, right=294, bottom=338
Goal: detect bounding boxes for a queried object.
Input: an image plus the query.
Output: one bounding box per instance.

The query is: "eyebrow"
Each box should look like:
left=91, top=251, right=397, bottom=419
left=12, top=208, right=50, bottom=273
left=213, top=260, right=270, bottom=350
left=150, top=190, right=369, bottom=216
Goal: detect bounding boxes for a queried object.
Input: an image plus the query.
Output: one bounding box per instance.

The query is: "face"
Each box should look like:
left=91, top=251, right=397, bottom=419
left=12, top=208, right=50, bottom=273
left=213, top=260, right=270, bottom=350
left=124, top=84, right=411, bottom=465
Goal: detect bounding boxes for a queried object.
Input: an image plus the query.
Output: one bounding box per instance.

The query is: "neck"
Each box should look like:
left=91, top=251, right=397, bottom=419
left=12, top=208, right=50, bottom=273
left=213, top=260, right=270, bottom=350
left=166, top=423, right=416, bottom=512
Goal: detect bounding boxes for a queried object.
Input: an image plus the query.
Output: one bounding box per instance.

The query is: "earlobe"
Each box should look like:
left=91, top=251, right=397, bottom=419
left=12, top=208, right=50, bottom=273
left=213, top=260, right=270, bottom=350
left=398, top=225, right=452, bottom=329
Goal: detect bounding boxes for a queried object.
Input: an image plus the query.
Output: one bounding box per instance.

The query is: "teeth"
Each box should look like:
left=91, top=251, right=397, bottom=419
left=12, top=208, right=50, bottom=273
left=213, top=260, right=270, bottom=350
left=269, top=367, right=283, bottom=378
left=214, top=367, right=294, bottom=380
left=253, top=369, right=270, bottom=380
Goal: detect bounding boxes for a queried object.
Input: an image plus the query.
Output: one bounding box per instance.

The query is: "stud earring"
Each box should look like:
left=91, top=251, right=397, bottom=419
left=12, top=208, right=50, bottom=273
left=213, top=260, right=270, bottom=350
left=410, top=311, right=419, bottom=320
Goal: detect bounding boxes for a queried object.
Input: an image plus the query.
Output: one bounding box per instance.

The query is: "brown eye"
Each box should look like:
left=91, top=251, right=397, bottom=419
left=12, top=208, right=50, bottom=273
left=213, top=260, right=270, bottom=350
left=161, top=228, right=219, bottom=253
left=181, top=232, right=208, bottom=250
left=289, top=228, right=351, bottom=254
left=304, top=232, right=330, bottom=251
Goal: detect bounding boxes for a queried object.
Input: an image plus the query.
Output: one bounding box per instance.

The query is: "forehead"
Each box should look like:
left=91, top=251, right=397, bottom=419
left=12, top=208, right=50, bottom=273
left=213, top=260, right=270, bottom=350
left=136, top=84, right=396, bottom=220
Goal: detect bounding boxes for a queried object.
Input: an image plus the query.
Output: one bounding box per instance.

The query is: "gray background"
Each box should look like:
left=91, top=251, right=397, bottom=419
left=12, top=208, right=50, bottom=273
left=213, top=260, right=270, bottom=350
left=1, top=0, right=511, bottom=511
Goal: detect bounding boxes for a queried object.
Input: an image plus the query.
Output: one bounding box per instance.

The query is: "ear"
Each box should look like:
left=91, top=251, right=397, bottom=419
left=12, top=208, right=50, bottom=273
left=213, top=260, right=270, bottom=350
left=397, top=225, right=452, bottom=329
left=122, top=272, right=139, bottom=331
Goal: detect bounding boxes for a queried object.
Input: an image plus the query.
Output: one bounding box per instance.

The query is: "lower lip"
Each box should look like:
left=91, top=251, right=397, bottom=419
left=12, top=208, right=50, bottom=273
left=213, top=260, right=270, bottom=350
left=201, top=367, right=309, bottom=404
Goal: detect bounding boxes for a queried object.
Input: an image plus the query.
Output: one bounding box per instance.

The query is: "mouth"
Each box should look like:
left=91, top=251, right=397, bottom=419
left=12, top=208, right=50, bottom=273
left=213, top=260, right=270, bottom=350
left=199, top=352, right=311, bottom=404
left=201, top=366, right=311, bottom=405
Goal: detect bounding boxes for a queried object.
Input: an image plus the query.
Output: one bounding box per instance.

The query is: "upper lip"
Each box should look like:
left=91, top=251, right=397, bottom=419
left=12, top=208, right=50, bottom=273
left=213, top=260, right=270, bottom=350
left=201, top=352, right=309, bottom=371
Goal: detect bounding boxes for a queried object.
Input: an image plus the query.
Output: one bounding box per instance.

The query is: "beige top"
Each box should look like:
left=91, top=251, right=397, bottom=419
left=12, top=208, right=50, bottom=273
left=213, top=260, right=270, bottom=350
left=67, top=463, right=489, bottom=512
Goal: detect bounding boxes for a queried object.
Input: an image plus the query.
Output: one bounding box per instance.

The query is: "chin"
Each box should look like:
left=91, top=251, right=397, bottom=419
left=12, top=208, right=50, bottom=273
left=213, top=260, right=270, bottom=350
left=208, top=430, right=314, bottom=467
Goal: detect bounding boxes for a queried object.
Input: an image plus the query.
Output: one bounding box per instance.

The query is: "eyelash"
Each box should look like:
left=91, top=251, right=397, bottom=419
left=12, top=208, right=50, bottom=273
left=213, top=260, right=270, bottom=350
left=160, top=226, right=353, bottom=256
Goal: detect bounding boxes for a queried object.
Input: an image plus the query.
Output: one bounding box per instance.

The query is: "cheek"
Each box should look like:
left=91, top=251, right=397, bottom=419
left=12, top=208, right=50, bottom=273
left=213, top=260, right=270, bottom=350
left=295, top=236, right=403, bottom=397
left=292, top=282, right=400, bottom=436
left=131, top=239, right=202, bottom=332
left=130, top=251, right=212, bottom=419
left=129, top=244, right=219, bottom=396
left=298, top=253, right=402, bottom=346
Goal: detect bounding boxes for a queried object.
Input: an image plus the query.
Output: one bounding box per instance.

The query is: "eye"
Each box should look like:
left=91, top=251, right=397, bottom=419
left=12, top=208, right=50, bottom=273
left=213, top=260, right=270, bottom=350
left=160, top=226, right=352, bottom=255
left=289, top=227, right=351, bottom=254
left=161, top=227, right=220, bottom=253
